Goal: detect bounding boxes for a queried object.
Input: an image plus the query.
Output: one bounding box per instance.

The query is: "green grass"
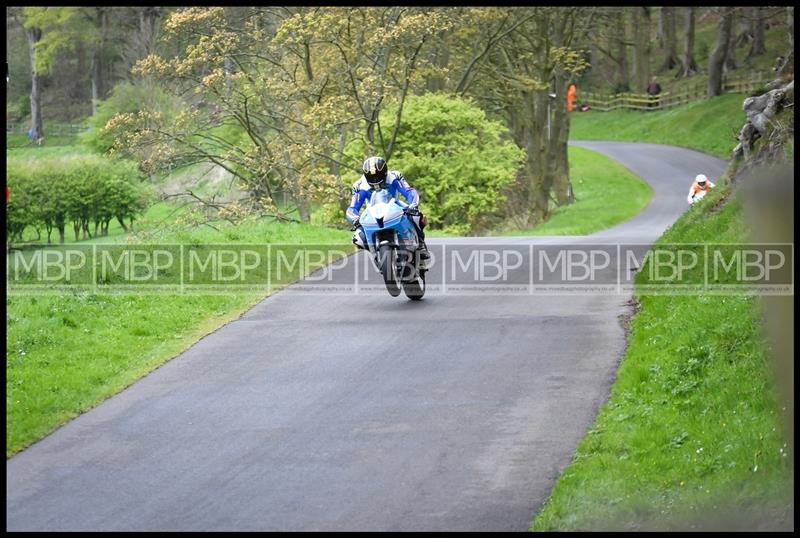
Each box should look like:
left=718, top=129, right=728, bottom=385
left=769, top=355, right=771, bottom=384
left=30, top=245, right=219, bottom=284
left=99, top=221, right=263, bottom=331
left=531, top=186, right=793, bottom=531
left=6, top=217, right=351, bottom=458
left=504, top=146, right=653, bottom=236
left=569, top=93, right=747, bottom=159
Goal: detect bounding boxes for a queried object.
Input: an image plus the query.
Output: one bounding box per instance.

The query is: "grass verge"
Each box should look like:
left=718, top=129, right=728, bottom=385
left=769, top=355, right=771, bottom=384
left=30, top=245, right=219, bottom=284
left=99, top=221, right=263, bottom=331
left=6, top=219, right=350, bottom=458
left=530, top=186, right=793, bottom=531
left=569, top=93, right=747, bottom=159
left=504, top=146, right=652, bottom=236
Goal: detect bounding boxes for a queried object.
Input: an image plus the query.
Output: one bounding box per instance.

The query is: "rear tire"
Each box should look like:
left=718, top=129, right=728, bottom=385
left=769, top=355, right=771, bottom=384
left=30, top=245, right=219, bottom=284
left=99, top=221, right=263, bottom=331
left=379, top=244, right=401, bottom=297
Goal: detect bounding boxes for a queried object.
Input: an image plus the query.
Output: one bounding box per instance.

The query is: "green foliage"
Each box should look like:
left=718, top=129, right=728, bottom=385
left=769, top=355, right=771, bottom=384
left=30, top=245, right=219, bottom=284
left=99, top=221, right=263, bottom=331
left=380, top=93, right=524, bottom=234
left=6, top=155, right=152, bottom=244
left=507, top=146, right=652, bottom=236
left=81, top=82, right=183, bottom=154
left=22, top=7, right=84, bottom=75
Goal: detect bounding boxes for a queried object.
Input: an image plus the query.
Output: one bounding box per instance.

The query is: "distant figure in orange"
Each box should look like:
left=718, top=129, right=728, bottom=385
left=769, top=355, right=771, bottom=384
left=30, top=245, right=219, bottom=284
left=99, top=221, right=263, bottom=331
left=567, top=83, right=577, bottom=112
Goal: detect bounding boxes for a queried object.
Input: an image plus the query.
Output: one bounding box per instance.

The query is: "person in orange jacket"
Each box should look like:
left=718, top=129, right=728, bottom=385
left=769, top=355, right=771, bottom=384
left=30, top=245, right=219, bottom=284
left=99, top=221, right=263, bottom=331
left=687, top=174, right=716, bottom=204
left=567, top=83, right=577, bottom=112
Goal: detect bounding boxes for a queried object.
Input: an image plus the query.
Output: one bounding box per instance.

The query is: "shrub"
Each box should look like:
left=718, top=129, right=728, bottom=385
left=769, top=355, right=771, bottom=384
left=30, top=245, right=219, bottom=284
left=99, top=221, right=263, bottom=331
left=6, top=155, right=152, bottom=244
left=380, top=93, right=524, bottom=234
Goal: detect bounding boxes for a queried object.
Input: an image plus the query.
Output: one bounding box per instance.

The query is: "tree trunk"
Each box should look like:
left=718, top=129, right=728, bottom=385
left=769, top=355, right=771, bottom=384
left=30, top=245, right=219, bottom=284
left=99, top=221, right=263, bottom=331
left=724, top=8, right=737, bottom=73
left=678, top=7, right=699, bottom=78
left=551, top=75, right=573, bottom=205
left=708, top=7, right=734, bottom=97
left=615, top=9, right=630, bottom=92
left=26, top=26, right=44, bottom=141
left=658, top=7, right=680, bottom=73
left=632, top=7, right=651, bottom=92
left=90, top=7, right=109, bottom=116
left=747, top=7, right=766, bottom=58
left=426, top=29, right=450, bottom=93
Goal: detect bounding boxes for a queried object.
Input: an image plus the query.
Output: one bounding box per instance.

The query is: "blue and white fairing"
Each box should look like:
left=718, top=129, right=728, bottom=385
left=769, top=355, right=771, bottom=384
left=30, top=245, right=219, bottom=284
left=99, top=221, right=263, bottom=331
left=359, top=189, right=419, bottom=250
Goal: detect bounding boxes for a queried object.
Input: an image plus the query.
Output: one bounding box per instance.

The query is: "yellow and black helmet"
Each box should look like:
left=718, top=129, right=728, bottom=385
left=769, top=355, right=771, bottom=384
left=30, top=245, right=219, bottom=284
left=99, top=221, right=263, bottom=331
left=362, top=156, right=388, bottom=188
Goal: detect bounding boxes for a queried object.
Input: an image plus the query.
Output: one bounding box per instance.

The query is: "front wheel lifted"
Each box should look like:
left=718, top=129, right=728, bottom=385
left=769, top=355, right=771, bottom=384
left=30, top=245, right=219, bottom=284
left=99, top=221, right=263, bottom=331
left=403, top=271, right=426, bottom=300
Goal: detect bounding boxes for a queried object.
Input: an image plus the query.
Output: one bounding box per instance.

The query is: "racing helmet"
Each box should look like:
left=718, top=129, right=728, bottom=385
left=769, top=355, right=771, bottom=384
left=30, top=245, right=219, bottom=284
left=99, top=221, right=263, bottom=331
left=363, top=156, right=388, bottom=189
left=695, top=173, right=708, bottom=186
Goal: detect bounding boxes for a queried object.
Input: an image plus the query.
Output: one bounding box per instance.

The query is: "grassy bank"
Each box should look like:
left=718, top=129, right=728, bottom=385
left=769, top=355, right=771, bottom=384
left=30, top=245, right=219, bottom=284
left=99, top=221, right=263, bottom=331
left=6, top=220, right=350, bottom=457
left=531, top=186, right=793, bottom=531
left=569, top=93, right=746, bottom=159
left=506, top=146, right=652, bottom=236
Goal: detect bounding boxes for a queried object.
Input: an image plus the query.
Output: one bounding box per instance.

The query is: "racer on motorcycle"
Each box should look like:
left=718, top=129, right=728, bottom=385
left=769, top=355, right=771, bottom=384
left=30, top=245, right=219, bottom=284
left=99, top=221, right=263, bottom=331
left=346, top=156, right=430, bottom=262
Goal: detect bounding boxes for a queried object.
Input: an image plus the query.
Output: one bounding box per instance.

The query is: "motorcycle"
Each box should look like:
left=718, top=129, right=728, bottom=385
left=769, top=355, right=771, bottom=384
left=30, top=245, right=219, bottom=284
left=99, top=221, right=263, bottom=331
left=355, top=188, right=427, bottom=300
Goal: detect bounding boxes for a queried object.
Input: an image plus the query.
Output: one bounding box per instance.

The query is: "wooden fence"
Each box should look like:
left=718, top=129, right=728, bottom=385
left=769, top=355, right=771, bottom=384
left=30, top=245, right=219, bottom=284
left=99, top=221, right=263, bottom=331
left=578, top=71, right=772, bottom=112
left=6, top=123, right=87, bottom=136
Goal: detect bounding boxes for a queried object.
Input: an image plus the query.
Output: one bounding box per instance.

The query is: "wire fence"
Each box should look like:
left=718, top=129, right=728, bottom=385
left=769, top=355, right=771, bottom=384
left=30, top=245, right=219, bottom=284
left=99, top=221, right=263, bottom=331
left=578, top=70, right=772, bottom=112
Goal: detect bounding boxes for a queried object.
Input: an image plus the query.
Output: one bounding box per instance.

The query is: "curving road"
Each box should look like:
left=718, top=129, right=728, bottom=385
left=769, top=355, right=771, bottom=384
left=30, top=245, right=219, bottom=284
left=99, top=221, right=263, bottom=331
left=6, top=142, right=727, bottom=531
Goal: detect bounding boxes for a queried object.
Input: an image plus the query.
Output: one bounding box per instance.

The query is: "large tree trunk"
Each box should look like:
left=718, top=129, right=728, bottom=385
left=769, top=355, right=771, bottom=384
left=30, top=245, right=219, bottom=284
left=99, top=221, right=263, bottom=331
left=658, top=7, right=680, bottom=73
left=632, top=7, right=651, bottom=92
left=26, top=26, right=44, bottom=141
left=550, top=75, right=573, bottom=206
left=724, top=7, right=738, bottom=73
left=656, top=7, right=665, bottom=50
left=550, top=19, right=573, bottom=207
left=747, top=7, right=766, bottom=59
left=615, top=9, right=630, bottom=92
left=530, top=91, right=551, bottom=224
left=708, top=7, right=734, bottom=97
left=677, top=7, right=699, bottom=78
left=781, top=7, right=794, bottom=76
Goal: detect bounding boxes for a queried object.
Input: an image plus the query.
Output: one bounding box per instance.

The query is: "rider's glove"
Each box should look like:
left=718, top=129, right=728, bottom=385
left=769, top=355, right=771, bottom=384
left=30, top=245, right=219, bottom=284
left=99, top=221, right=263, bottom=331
left=350, top=216, right=360, bottom=230
left=405, top=206, right=420, bottom=216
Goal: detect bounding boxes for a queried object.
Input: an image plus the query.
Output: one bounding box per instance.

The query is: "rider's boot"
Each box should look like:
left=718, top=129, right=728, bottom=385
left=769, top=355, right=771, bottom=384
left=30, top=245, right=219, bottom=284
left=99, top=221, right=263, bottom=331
left=418, top=239, right=431, bottom=269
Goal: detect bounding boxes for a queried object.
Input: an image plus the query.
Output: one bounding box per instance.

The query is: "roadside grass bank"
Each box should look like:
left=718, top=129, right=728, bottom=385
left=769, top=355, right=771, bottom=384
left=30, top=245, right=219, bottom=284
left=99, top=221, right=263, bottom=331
left=531, top=185, right=793, bottom=531
left=502, top=146, right=652, bottom=236
left=569, top=93, right=747, bottom=160
left=6, top=220, right=350, bottom=458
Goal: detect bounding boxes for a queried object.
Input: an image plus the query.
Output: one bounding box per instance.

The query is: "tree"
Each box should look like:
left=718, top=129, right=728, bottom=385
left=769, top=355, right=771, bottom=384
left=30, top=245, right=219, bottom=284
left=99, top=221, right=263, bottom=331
left=741, top=7, right=767, bottom=60
left=113, top=7, right=454, bottom=223
left=450, top=7, right=590, bottom=225
left=632, top=7, right=651, bottom=92
left=657, top=7, right=680, bottom=73
left=724, top=8, right=738, bottom=73
left=677, top=7, right=699, bottom=78
left=16, top=8, right=45, bottom=140
left=22, top=6, right=125, bottom=117
left=708, top=7, right=734, bottom=97
left=612, top=8, right=630, bottom=92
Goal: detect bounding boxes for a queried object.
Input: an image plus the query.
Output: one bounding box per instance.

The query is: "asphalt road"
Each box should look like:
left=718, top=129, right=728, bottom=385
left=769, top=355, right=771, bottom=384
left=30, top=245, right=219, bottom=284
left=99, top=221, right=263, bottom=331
left=6, top=142, right=727, bottom=531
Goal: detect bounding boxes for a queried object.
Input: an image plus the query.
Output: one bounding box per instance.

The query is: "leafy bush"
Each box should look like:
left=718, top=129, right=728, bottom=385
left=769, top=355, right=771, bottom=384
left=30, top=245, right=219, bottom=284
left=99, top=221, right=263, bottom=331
left=380, top=93, right=524, bottom=234
left=6, top=155, right=152, bottom=244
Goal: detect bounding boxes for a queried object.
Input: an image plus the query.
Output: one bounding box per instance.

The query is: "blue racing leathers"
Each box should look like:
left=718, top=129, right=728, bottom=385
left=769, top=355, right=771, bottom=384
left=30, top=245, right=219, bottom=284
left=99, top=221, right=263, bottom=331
left=346, top=171, right=419, bottom=224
